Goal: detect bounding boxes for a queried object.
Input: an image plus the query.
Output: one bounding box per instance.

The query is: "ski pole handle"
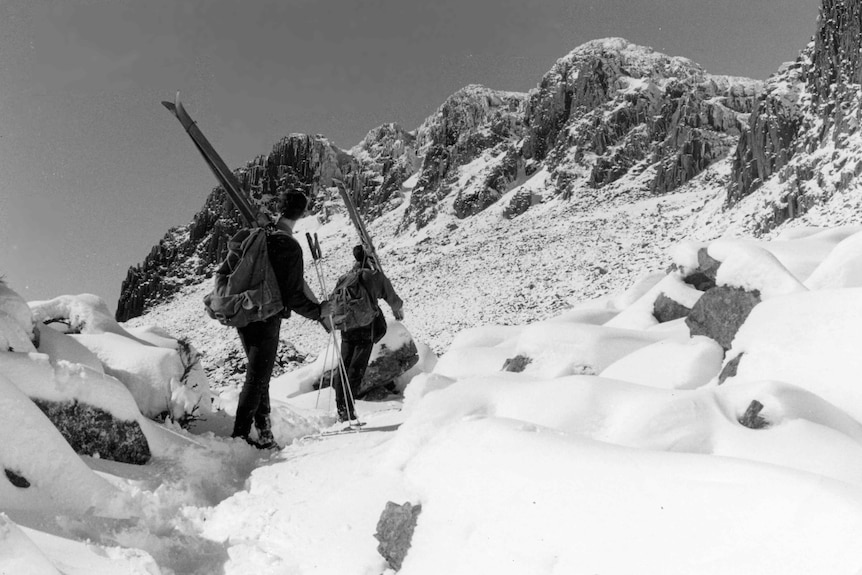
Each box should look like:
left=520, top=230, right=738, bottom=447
left=306, top=233, right=320, bottom=261
left=313, top=233, right=322, bottom=259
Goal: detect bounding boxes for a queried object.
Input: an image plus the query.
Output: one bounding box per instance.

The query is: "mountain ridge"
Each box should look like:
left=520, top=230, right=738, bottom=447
left=116, top=36, right=762, bottom=322
left=121, top=2, right=862, bottom=388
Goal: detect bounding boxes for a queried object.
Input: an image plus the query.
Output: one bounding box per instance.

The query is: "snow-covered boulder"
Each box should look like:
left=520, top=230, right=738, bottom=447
left=805, top=230, right=862, bottom=289
left=600, top=335, right=724, bottom=389
left=32, top=398, right=150, bottom=464
left=604, top=273, right=702, bottom=330
left=0, top=352, right=152, bottom=464
left=359, top=321, right=420, bottom=398
left=721, top=289, right=862, bottom=423
left=0, top=283, right=37, bottom=353
left=30, top=295, right=212, bottom=421
left=35, top=326, right=104, bottom=373
left=1, top=518, right=161, bottom=575
left=0, top=373, right=119, bottom=512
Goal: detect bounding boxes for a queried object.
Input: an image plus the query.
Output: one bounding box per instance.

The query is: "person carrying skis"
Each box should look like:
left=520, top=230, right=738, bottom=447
left=331, top=245, right=404, bottom=423
left=231, top=190, right=331, bottom=449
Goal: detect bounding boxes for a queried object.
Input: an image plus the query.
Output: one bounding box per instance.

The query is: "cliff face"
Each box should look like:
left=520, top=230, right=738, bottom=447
left=523, top=38, right=759, bottom=201
left=403, top=85, right=528, bottom=229
left=728, top=0, right=862, bottom=233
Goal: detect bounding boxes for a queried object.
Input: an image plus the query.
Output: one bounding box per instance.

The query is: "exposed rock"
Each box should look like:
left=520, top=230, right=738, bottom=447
left=718, top=353, right=743, bottom=384
left=727, top=1, right=862, bottom=229
left=685, top=286, right=761, bottom=350
left=4, top=468, right=30, bottom=488
left=728, top=67, right=805, bottom=204
left=809, top=0, right=862, bottom=103
left=32, top=399, right=151, bottom=465
left=502, top=189, right=542, bottom=219
left=739, top=399, right=769, bottom=429
left=403, top=85, right=527, bottom=229
left=652, top=293, right=691, bottom=323
left=375, top=501, right=422, bottom=571
left=318, top=339, right=420, bottom=399
left=453, top=147, right=523, bottom=218
left=502, top=355, right=533, bottom=372
left=358, top=339, right=419, bottom=398
left=682, top=248, right=721, bottom=291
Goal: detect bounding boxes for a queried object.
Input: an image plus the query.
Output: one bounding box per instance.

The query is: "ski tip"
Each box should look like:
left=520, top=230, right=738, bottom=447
left=162, top=91, right=182, bottom=112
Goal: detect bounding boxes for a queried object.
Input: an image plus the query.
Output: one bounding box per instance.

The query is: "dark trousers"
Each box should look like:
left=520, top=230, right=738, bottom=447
left=232, top=315, right=281, bottom=438
left=335, top=330, right=374, bottom=419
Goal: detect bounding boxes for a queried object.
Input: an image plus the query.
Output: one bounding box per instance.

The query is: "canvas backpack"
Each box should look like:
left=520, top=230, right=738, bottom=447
left=329, top=269, right=377, bottom=331
left=203, top=228, right=284, bottom=328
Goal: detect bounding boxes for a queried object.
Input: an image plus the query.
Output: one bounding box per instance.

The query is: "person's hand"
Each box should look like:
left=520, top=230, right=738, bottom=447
left=393, top=307, right=404, bottom=321
left=320, top=315, right=332, bottom=333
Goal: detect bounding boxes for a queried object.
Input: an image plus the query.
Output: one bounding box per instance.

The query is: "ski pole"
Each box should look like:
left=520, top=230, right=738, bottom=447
left=306, top=233, right=356, bottom=422
left=306, top=233, right=331, bottom=406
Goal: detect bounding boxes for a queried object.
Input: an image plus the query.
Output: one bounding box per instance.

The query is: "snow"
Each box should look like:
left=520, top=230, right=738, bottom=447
left=600, top=334, right=724, bottom=389
left=723, top=289, right=862, bottom=422
left=5, top=213, right=862, bottom=574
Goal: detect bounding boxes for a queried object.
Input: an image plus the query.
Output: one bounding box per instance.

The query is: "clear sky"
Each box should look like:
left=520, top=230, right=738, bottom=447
left=0, top=0, right=819, bottom=312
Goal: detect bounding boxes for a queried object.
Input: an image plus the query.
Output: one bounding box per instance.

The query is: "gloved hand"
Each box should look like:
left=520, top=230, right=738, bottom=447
left=393, top=306, right=404, bottom=321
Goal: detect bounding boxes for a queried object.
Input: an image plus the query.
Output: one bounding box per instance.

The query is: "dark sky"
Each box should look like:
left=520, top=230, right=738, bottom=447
left=0, top=0, right=820, bottom=310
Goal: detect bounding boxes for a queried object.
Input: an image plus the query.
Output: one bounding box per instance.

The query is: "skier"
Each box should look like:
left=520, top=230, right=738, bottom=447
left=332, top=245, right=404, bottom=423
left=231, top=190, right=331, bottom=449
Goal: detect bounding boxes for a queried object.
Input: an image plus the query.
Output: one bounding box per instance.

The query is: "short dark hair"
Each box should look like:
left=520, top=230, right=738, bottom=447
left=353, top=245, right=365, bottom=262
left=277, top=190, right=308, bottom=221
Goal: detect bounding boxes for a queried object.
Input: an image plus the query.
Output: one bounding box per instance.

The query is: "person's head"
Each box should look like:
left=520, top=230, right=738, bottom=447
left=277, top=190, right=309, bottom=222
left=353, top=245, right=366, bottom=263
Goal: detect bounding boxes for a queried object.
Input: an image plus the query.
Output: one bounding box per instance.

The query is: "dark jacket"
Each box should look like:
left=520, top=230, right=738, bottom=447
left=267, top=231, right=321, bottom=321
left=336, top=264, right=403, bottom=343
left=354, top=265, right=403, bottom=315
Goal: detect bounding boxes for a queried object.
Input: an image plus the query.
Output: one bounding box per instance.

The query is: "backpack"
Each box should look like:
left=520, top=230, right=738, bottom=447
left=329, top=270, right=377, bottom=331
left=203, top=228, right=284, bottom=328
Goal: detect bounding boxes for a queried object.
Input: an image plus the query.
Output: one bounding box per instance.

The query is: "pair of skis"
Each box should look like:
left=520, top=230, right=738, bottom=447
left=331, top=178, right=383, bottom=273
left=162, top=93, right=262, bottom=229
left=163, top=93, right=380, bottom=270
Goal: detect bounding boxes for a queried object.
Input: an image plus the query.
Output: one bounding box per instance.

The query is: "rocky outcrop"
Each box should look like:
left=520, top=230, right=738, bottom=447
left=453, top=148, right=523, bottom=218
left=33, top=398, right=151, bottom=465
left=351, top=123, right=419, bottom=217
left=728, top=58, right=807, bottom=205
left=403, top=85, right=527, bottom=228
left=727, top=0, right=862, bottom=231
left=502, top=189, right=542, bottom=219
left=809, top=0, right=862, bottom=102
left=521, top=39, right=759, bottom=201
left=375, top=501, right=422, bottom=571
left=685, top=287, right=761, bottom=351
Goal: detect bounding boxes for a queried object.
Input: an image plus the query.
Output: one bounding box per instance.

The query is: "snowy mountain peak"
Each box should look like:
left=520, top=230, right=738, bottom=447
left=553, top=37, right=705, bottom=86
